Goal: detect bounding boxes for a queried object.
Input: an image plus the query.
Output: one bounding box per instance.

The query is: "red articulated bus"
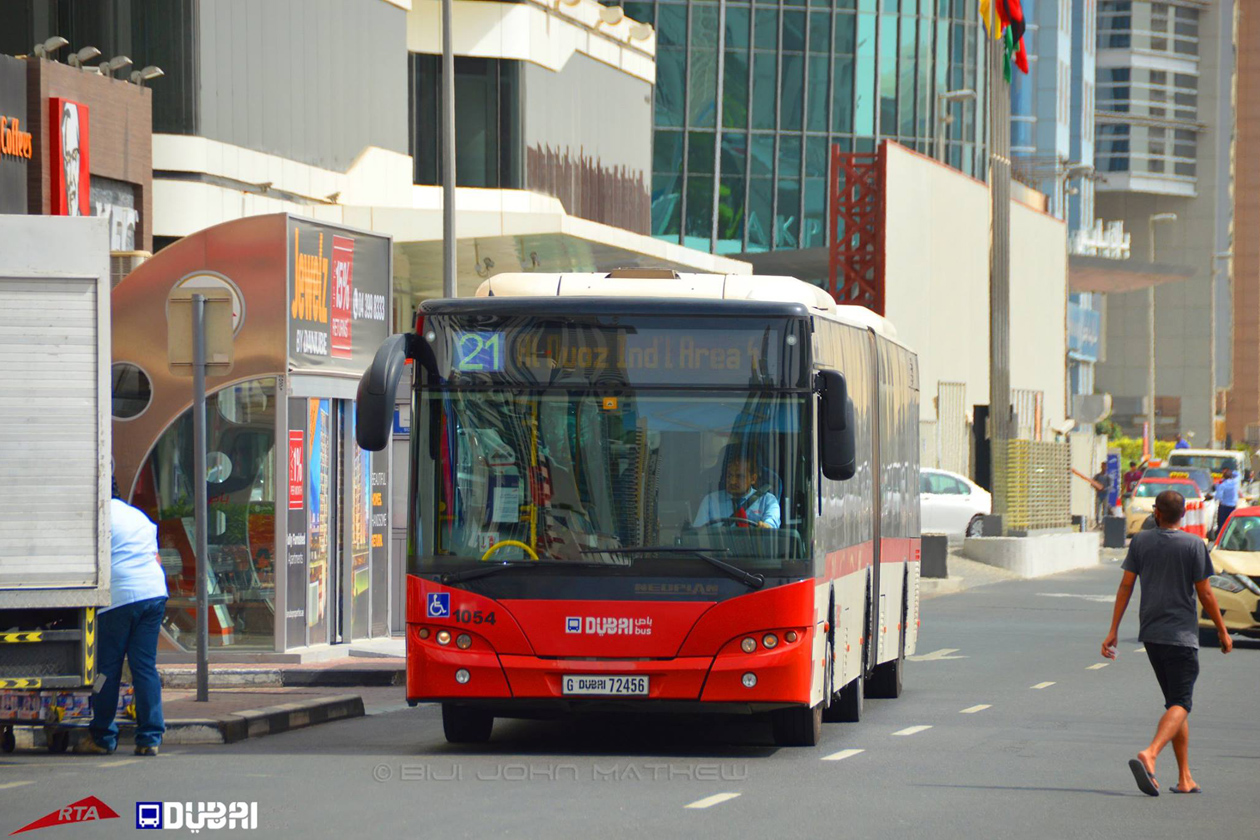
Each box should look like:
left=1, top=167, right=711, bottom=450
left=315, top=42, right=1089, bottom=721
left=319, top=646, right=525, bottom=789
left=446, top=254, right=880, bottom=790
left=355, top=272, right=920, bottom=746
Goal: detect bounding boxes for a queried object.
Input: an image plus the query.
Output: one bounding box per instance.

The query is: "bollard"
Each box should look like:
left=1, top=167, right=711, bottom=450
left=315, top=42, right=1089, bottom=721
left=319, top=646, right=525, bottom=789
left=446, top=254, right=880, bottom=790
left=1103, top=515, right=1127, bottom=548
left=921, top=535, right=949, bottom=578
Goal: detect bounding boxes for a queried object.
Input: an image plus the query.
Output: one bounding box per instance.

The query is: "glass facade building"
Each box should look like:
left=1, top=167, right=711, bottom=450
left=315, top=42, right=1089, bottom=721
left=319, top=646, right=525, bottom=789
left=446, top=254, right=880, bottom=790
left=1095, top=0, right=1203, bottom=192
left=615, top=0, right=989, bottom=257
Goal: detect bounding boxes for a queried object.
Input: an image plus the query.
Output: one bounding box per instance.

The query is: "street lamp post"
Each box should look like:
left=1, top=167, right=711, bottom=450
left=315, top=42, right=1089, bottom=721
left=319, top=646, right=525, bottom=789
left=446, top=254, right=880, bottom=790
left=936, top=89, right=977, bottom=164
left=1147, top=212, right=1177, bottom=454
left=441, top=0, right=457, bottom=297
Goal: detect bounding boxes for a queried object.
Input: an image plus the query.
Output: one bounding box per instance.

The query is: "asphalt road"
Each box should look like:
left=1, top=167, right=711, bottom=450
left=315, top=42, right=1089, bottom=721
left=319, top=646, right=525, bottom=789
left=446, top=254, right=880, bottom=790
left=4, top=556, right=1257, bottom=839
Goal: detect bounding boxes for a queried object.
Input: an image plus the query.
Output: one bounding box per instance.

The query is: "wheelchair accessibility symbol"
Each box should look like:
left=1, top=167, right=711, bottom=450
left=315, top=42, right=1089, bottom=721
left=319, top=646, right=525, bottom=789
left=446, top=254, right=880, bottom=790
left=427, top=592, right=450, bottom=618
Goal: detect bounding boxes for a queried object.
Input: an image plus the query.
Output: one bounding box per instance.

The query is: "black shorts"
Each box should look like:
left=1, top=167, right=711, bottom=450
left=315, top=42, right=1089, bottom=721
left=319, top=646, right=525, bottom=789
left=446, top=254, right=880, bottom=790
left=1145, top=642, right=1200, bottom=712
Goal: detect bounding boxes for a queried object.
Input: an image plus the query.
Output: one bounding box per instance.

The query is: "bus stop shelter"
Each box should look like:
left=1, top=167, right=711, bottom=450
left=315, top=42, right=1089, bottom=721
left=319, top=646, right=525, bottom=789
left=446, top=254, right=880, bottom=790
left=111, top=213, right=394, bottom=657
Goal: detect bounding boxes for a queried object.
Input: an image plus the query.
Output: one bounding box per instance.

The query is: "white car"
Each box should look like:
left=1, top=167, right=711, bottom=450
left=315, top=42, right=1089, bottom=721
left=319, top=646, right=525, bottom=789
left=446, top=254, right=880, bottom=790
left=920, top=468, right=992, bottom=538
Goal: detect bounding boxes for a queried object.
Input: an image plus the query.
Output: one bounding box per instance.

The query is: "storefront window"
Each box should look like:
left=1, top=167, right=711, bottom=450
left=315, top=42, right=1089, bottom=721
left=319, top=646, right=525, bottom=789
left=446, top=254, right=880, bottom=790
left=133, top=378, right=278, bottom=650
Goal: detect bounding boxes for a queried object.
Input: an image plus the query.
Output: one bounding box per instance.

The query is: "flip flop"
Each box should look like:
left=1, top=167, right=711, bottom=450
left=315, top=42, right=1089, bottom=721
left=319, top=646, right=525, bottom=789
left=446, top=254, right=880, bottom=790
left=1170, top=785, right=1202, bottom=794
left=1128, top=758, right=1160, bottom=796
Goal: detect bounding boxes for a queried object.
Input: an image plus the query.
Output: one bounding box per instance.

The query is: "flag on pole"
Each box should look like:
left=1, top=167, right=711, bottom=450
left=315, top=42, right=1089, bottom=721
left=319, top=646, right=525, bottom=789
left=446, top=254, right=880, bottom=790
left=980, top=0, right=1030, bottom=76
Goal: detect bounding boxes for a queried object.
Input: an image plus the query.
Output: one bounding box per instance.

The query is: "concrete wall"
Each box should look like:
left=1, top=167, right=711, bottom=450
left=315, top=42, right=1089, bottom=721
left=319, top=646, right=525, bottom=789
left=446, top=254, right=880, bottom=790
left=197, top=0, right=409, bottom=172
left=521, top=54, right=652, bottom=234
left=882, top=142, right=1069, bottom=433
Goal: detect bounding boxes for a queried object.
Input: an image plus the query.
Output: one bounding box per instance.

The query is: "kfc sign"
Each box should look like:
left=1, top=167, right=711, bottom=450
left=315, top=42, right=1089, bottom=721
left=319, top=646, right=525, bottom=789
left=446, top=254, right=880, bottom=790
left=49, top=98, right=90, bottom=216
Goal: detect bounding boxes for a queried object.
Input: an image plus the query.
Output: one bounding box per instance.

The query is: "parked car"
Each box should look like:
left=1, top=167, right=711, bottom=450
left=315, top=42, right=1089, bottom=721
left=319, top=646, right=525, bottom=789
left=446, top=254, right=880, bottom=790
left=920, top=468, right=991, bottom=538
left=1202, top=508, right=1260, bottom=644
left=1125, top=477, right=1203, bottom=536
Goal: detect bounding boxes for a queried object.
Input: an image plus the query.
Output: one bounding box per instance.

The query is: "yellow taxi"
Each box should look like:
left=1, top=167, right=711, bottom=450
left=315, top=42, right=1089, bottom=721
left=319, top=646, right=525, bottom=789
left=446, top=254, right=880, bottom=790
left=1203, top=507, right=1260, bottom=644
left=1126, top=478, right=1202, bottom=537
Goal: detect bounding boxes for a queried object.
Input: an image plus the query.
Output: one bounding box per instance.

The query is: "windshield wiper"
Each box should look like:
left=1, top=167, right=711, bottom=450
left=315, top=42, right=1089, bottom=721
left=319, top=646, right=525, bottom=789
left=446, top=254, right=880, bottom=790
left=580, top=546, right=765, bottom=590
left=440, top=560, right=612, bottom=585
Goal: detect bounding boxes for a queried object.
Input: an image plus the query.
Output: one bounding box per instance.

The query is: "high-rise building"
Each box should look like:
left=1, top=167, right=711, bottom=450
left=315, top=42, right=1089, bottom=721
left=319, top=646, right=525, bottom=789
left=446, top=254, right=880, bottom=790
left=1228, top=3, right=1259, bottom=443
left=1092, top=0, right=1235, bottom=443
left=615, top=0, right=990, bottom=280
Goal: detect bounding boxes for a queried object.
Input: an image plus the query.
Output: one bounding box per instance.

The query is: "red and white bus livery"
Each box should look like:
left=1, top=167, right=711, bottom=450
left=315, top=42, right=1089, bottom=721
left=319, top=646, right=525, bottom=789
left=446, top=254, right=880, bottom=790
left=355, top=272, right=920, bottom=746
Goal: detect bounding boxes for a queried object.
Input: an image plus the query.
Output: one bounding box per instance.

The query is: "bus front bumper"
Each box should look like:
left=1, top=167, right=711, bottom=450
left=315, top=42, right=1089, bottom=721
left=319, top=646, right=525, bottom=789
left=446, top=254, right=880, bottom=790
left=405, top=625, right=816, bottom=711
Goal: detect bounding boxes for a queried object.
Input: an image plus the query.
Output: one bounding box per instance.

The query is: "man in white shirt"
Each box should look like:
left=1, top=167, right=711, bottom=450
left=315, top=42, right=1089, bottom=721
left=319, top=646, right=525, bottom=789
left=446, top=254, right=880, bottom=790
left=692, top=454, right=780, bottom=529
left=78, top=492, right=169, bottom=756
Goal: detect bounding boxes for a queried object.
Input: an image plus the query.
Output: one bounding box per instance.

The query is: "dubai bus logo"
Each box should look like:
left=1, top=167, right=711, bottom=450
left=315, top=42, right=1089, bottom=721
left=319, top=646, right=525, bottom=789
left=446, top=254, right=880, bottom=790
left=565, top=617, right=653, bottom=636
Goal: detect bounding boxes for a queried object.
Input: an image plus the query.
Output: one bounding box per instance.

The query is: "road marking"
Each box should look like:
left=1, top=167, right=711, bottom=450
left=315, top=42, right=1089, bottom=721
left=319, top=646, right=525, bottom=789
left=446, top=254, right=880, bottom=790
left=821, top=748, right=865, bottom=761
left=1134, top=647, right=1146, bottom=653
left=1031, top=682, right=1056, bottom=689
left=96, top=759, right=142, bottom=768
left=1087, top=663, right=1109, bottom=670
left=892, top=725, right=932, bottom=736
left=959, top=704, right=991, bottom=714
left=907, top=648, right=968, bottom=661
left=1037, top=593, right=1113, bottom=604
left=685, top=793, right=740, bottom=809
left=0, top=781, right=34, bottom=791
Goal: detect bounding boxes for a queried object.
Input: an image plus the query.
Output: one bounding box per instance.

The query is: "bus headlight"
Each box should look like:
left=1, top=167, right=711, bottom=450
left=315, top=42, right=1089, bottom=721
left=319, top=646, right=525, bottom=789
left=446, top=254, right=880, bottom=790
left=455, top=669, right=470, bottom=684
left=456, top=634, right=472, bottom=649
left=762, top=633, right=779, bottom=649
left=740, top=637, right=757, bottom=653
left=742, top=672, right=757, bottom=688
left=436, top=630, right=452, bottom=645
left=784, top=631, right=798, bottom=643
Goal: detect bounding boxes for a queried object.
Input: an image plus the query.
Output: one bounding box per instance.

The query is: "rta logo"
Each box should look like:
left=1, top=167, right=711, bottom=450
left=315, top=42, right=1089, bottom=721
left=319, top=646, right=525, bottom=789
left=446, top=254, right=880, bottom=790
left=9, top=796, right=120, bottom=835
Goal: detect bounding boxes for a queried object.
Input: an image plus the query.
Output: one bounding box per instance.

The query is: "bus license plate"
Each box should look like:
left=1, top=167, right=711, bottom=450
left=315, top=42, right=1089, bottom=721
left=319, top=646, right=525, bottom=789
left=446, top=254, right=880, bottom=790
left=561, top=675, right=648, bottom=696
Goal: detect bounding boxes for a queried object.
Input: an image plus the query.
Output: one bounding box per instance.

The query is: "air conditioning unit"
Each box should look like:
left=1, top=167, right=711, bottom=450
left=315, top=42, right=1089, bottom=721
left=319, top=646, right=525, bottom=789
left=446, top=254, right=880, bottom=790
left=1072, top=393, right=1113, bottom=425
left=110, top=250, right=151, bottom=287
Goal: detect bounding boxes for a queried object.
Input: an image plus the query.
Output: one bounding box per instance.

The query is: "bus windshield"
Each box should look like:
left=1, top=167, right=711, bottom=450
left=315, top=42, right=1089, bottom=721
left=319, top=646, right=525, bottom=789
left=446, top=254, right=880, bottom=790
left=414, top=388, right=813, bottom=582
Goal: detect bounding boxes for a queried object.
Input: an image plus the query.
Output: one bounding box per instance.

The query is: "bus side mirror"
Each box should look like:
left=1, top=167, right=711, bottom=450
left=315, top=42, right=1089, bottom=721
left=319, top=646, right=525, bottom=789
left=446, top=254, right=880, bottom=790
left=356, top=334, right=410, bottom=451
left=817, top=370, right=856, bottom=481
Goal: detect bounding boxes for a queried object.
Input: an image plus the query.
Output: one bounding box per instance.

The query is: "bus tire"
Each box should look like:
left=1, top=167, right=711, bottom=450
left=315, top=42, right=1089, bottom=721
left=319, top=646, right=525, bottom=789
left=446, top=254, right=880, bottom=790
left=829, top=672, right=863, bottom=722
left=771, top=702, right=823, bottom=747
left=441, top=704, right=494, bottom=744
left=867, top=587, right=907, bottom=699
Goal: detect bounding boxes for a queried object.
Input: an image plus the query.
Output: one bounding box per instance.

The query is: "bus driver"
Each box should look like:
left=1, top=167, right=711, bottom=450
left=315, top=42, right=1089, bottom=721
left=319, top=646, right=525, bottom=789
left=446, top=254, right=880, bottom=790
left=692, top=454, right=781, bottom=529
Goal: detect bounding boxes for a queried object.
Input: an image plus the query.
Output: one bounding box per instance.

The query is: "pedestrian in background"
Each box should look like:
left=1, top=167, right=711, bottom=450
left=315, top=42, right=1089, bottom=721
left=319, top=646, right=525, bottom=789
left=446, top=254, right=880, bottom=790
left=1093, top=461, right=1113, bottom=527
left=1101, top=490, right=1232, bottom=797
left=1124, top=460, right=1145, bottom=499
left=1214, top=467, right=1240, bottom=537
left=1175, top=434, right=1190, bottom=450
left=77, top=483, right=168, bottom=756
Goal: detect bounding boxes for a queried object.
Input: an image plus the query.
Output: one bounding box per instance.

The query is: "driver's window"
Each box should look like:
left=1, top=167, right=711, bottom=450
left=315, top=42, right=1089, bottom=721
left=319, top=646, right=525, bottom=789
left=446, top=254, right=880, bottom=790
left=928, top=474, right=957, bottom=494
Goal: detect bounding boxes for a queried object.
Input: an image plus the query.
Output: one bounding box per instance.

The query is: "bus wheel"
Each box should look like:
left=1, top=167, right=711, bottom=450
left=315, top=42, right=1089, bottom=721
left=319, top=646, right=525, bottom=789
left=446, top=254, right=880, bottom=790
left=828, top=672, right=863, bottom=722
left=867, top=592, right=906, bottom=699
left=771, top=703, right=822, bottom=747
left=441, top=704, right=494, bottom=744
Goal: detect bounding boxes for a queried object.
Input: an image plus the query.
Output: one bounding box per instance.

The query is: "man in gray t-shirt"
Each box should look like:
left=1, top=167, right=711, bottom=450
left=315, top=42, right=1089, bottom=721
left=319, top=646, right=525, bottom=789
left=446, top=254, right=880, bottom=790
left=1102, top=490, right=1232, bottom=797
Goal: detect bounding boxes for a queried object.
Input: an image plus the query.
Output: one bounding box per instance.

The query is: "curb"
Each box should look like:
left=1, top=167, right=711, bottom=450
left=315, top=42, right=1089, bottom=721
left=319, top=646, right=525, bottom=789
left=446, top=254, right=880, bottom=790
left=160, top=668, right=405, bottom=689
left=159, top=694, right=366, bottom=745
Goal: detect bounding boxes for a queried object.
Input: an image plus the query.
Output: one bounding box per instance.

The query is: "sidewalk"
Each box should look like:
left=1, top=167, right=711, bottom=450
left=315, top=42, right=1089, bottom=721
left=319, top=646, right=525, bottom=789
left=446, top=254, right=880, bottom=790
left=158, top=657, right=405, bottom=689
